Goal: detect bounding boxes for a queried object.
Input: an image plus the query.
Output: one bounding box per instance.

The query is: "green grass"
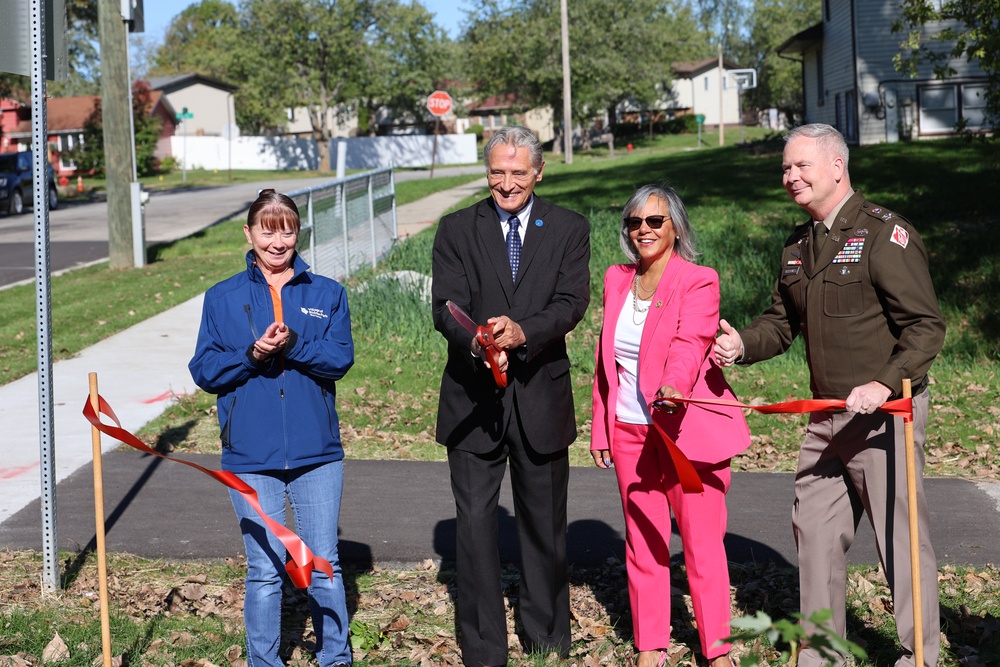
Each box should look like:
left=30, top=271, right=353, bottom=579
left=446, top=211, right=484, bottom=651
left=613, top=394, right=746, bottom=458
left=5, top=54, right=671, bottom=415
left=3, top=134, right=999, bottom=666
left=334, top=135, right=1000, bottom=470
left=0, top=173, right=483, bottom=386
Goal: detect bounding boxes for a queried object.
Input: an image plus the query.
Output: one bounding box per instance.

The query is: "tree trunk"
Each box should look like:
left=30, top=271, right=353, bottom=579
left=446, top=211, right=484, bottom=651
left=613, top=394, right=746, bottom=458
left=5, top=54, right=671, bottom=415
left=316, top=133, right=331, bottom=172
left=551, top=125, right=563, bottom=154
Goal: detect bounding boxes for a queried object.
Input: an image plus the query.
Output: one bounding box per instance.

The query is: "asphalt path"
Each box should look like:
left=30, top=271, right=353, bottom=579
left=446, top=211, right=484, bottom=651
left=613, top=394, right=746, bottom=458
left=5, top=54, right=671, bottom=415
left=1, top=453, right=997, bottom=569
left=0, top=167, right=483, bottom=288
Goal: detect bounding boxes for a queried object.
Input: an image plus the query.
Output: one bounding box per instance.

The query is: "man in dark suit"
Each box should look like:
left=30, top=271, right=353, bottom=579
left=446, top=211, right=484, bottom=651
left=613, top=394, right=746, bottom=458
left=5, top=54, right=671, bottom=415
left=432, top=125, right=590, bottom=667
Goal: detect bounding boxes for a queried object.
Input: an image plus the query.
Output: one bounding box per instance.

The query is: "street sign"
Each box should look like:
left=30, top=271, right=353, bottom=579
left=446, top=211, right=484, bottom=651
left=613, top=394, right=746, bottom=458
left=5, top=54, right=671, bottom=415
left=426, top=90, right=453, bottom=117
left=177, top=106, right=194, bottom=121
left=696, top=114, right=705, bottom=124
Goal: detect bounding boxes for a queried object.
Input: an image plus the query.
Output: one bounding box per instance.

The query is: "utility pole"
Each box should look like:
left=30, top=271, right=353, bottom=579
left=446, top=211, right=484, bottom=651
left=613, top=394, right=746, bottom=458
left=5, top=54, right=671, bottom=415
left=718, top=42, right=725, bottom=147
left=98, top=0, right=135, bottom=269
left=560, top=0, right=573, bottom=164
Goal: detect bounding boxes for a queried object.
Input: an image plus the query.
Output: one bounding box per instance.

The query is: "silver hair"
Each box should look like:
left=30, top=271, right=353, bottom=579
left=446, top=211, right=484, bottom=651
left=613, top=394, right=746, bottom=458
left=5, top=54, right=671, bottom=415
left=785, top=123, right=850, bottom=169
left=483, top=126, right=544, bottom=174
left=619, top=184, right=698, bottom=263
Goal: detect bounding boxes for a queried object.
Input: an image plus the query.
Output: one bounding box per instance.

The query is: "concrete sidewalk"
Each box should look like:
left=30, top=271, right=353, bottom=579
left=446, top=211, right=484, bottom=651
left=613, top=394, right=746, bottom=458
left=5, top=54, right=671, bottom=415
left=0, top=176, right=486, bottom=525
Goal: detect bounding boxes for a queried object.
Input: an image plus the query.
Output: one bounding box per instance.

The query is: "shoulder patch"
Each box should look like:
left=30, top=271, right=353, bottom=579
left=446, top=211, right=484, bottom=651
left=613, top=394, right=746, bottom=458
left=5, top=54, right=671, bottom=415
left=890, top=224, right=910, bottom=249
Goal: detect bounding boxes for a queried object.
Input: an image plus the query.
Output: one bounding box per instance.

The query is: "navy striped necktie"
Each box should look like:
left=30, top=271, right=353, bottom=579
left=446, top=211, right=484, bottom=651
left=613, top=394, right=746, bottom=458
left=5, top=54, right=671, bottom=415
left=506, top=216, right=521, bottom=281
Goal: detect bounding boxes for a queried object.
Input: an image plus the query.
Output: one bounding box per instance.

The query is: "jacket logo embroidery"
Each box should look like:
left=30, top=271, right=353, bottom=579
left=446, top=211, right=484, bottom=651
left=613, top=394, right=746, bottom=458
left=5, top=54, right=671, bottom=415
left=301, top=307, right=329, bottom=319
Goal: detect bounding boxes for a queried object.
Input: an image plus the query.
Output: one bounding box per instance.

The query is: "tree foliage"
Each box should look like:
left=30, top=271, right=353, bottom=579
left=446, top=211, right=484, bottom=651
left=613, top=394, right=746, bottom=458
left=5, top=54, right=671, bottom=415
left=71, top=80, right=163, bottom=177
left=145, top=0, right=452, bottom=167
left=462, top=0, right=709, bottom=148
left=893, top=0, right=1000, bottom=130
left=738, top=0, right=820, bottom=122
left=357, top=1, right=449, bottom=136
left=148, top=0, right=242, bottom=82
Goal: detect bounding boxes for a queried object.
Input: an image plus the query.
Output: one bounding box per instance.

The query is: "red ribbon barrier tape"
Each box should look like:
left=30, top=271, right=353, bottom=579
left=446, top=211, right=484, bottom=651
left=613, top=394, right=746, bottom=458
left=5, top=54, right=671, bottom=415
left=83, top=394, right=333, bottom=588
left=647, top=396, right=914, bottom=496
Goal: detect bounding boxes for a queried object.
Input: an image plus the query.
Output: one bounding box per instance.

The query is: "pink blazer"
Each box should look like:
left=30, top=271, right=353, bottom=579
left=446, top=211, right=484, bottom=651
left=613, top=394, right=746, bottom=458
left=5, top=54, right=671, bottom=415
left=590, top=257, right=751, bottom=465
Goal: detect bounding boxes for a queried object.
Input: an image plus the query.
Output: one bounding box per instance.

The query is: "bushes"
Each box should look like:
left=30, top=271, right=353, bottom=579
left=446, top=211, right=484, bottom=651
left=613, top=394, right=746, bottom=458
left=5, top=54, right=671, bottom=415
left=465, top=124, right=484, bottom=142
left=611, top=114, right=700, bottom=141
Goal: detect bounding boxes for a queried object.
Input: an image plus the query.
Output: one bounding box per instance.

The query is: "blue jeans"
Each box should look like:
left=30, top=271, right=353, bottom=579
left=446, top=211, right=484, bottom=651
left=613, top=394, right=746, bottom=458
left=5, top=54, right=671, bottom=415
left=229, top=461, right=351, bottom=667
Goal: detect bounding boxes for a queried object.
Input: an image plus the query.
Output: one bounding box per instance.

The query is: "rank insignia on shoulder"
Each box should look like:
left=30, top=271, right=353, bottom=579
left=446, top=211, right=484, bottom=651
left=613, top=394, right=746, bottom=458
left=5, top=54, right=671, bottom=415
left=881, top=212, right=894, bottom=221
left=891, top=224, right=910, bottom=249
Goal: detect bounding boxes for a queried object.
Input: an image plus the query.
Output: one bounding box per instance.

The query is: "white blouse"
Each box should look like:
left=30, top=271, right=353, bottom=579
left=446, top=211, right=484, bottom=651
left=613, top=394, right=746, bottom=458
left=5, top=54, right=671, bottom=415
left=613, top=294, right=652, bottom=424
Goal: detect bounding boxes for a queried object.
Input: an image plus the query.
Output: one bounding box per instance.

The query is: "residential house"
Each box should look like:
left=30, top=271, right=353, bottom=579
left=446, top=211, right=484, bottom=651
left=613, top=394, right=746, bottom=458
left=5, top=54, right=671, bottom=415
left=666, top=58, right=744, bottom=127
left=777, top=0, right=992, bottom=144
left=149, top=73, right=238, bottom=139
left=457, top=94, right=555, bottom=144
left=282, top=105, right=361, bottom=139
left=1, top=92, right=178, bottom=176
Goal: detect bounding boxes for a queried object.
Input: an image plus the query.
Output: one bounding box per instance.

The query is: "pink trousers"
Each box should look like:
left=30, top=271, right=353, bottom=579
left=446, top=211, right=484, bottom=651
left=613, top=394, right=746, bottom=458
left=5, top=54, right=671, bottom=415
left=612, top=420, right=732, bottom=659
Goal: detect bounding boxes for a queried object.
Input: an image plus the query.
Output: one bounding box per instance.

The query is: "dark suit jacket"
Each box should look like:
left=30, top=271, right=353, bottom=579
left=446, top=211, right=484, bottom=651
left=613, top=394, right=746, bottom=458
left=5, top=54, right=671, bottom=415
left=432, top=195, right=591, bottom=454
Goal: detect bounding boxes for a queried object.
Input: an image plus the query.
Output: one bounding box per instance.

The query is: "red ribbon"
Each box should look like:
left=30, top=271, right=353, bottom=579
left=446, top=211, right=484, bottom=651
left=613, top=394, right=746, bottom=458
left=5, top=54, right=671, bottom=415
left=647, top=396, right=914, bottom=495
left=83, top=395, right=333, bottom=588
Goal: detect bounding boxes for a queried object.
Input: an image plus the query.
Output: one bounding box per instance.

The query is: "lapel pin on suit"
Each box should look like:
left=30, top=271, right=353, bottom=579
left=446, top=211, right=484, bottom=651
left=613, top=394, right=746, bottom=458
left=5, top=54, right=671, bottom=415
left=535, top=219, right=543, bottom=227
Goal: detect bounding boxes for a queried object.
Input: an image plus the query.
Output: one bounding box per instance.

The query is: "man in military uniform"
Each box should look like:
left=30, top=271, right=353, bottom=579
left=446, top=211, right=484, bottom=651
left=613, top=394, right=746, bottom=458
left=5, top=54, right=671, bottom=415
left=714, top=123, right=944, bottom=667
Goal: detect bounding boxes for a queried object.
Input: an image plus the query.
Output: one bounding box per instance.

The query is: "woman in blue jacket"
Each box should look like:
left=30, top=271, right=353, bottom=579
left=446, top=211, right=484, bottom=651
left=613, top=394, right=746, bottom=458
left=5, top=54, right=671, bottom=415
left=190, top=189, right=354, bottom=667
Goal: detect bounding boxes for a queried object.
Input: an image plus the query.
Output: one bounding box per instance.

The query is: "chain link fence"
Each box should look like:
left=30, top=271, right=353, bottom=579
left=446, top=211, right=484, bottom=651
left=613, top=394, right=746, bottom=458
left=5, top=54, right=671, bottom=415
left=286, top=167, right=397, bottom=280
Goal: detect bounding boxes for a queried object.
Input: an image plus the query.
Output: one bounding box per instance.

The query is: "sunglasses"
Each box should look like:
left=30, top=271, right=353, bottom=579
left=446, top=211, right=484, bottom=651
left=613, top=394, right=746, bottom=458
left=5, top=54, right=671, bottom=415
left=624, top=215, right=671, bottom=232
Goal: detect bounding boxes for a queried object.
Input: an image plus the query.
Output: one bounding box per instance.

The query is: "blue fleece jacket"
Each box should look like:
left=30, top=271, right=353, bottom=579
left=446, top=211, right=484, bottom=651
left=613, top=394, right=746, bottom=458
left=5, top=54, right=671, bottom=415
left=189, top=251, right=354, bottom=472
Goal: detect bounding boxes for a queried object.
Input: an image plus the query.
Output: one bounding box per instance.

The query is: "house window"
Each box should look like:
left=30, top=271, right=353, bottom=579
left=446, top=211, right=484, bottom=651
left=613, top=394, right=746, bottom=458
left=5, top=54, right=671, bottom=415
left=919, top=85, right=956, bottom=133
left=962, top=84, right=988, bottom=128
left=824, top=0, right=830, bottom=21
left=57, top=133, right=79, bottom=171
left=835, top=93, right=842, bottom=131
left=704, top=76, right=709, bottom=92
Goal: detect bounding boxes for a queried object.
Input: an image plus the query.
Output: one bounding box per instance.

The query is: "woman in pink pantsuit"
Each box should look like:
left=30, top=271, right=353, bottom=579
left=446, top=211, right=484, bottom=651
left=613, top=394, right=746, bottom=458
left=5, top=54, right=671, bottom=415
left=591, top=184, right=751, bottom=667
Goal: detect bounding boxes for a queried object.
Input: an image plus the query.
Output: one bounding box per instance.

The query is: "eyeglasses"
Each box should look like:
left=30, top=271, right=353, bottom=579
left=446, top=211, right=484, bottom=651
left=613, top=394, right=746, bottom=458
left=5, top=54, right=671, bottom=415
left=624, top=215, right=671, bottom=232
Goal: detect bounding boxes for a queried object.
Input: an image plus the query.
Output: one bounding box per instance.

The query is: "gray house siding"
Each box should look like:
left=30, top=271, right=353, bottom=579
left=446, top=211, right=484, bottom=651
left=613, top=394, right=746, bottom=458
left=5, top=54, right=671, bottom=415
left=781, top=0, right=991, bottom=145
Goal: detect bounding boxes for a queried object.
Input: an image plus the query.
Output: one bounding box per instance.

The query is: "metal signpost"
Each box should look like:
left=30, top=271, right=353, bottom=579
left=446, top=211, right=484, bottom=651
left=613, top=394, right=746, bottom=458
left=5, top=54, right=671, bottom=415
left=696, top=114, right=706, bottom=148
left=426, top=90, right=452, bottom=179
left=728, top=68, right=758, bottom=144
left=177, top=106, right=194, bottom=183
left=0, top=0, right=68, bottom=591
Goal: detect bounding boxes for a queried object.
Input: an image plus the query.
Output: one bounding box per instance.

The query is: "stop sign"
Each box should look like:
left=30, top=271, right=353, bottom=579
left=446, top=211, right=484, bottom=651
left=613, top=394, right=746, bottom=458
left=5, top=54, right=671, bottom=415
left=427, top=90, right=453, bottom=117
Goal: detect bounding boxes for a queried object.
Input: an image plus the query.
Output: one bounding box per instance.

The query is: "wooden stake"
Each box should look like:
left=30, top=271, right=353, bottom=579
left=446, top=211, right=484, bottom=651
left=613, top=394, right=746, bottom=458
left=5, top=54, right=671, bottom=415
left=89, top=373, right=113, bottom=667
left=902, top=378, right=924, bottom=667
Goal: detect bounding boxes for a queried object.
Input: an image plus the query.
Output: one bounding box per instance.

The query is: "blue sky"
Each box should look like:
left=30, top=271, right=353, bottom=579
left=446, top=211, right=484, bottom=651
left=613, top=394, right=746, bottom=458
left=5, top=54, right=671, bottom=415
left=141, top=1, right=470, bottom=44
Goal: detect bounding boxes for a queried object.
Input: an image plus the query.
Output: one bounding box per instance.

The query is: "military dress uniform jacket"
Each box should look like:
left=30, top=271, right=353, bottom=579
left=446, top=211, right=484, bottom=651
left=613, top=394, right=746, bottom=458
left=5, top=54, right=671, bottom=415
left=740, top=190, right=945, bottom=399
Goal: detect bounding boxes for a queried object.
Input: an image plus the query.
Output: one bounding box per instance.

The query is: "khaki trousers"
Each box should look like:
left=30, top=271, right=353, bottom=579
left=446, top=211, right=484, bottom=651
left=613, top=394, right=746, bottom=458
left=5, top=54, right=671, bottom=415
left=793, top=390, right=940, bottom=667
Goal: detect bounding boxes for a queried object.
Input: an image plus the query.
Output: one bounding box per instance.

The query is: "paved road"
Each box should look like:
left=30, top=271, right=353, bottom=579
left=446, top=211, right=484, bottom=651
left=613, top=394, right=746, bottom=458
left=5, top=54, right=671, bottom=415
left=0, top=167, right=483, bottom=288
left=1, top=453, right=998, bottom=568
